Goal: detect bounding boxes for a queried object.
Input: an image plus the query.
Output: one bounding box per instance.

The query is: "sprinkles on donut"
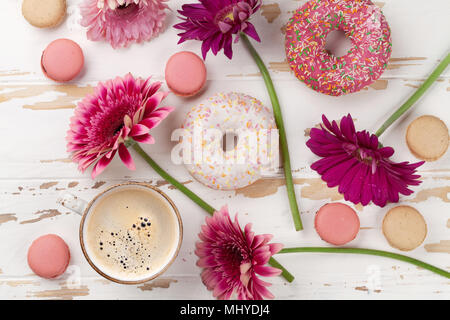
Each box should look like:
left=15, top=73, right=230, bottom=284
left=285, top=0, right=392, bottom=96
left=181, top=92, right=278, bottom=190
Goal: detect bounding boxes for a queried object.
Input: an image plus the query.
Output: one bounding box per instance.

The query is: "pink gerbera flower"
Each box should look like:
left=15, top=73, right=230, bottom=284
left=67, top=74, right=173, bottom=178
left=196, top=206, right=283, bottom=300
left=80, top=0, right=168, bottom=48
left=306, top=114, right=424, bottom=207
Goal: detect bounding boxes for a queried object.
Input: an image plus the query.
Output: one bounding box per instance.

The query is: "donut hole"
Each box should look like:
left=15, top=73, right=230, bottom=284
left=324, top=30, right=353, bottom=58
left=222, top=132, right=239, bottom=152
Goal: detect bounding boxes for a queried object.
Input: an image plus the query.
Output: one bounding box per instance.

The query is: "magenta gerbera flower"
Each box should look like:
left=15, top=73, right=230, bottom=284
left=196, top=206, right=283, bottom=300
left=306, top=114, right=424, bottom=207
left=80, top=0, right=168, bottom=48
left=67, top=74, right=173, bottom=178
left=174, top=0, right=261, bottom=59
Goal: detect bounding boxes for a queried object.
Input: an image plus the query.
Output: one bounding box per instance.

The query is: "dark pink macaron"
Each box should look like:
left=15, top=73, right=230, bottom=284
left=27, top=234, right=70, bottom=279
left=41, top=38, right=84, bottom=82
left=314, top=203, right=360, bottom=246
left=165, top=51, right=207, bottom=97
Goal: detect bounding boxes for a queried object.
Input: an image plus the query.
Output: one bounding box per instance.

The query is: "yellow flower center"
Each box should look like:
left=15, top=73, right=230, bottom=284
left=215, top=5, right=236, bottom=25
left=224, top=12, right=234, bottom=21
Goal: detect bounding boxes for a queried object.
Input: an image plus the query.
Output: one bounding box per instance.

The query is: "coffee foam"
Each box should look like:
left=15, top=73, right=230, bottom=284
left=83, top=186, right=180, bottom=282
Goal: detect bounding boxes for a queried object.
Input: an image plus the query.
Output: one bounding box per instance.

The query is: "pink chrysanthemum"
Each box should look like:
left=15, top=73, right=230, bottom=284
left=80, top=0, right=168, bottom=48
left=306, top=114, right=424, bottom=207
left=196, top=206, right=283, bottom=300
left=67, top=74, right=173, bottom=178
left=174, top=0, right=261, bottom=59
left=97, top=0, right=145, bottom=10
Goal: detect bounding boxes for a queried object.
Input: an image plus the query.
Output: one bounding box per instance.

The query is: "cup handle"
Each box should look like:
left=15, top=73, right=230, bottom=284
left=57, top=192, right=88, bottom=216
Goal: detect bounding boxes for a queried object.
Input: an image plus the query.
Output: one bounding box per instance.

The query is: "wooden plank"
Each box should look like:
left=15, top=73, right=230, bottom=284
left=0, top=0, right=449, bottom=82
left=0, top=78, right=448, bottom=179
left=0, top=175, right=448, bottom=299
left=0, top=0, right=448, bottom=299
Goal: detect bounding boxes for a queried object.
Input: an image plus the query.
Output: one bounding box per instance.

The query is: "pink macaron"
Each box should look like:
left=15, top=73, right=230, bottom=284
left=165, top=51, right=207, bottom=97
left=27, top=234, right=70, bottom=279
left=41, top=38, right=84, bottom=82
left=314, top=203, right=360, bottom=246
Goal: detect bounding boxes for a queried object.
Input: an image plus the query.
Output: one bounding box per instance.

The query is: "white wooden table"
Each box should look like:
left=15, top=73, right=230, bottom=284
left=0, top=0, right=449, bottom=300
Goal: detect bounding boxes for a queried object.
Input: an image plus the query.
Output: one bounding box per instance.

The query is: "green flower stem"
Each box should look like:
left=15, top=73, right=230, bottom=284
left=132, top=142, right=216, bottom=214
left=132, top=142, right=295, bottom=282
left=268, top=257, right=295, bottom=283
left=375, top=52, right=450, bottom=137
left=278, top=247, right=450, bottom=279
left=240, top=32, right=303, bottom=232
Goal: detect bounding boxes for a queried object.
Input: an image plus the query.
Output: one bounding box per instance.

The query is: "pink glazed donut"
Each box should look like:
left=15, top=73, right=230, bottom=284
left=285, top=0, right=392, bottom=96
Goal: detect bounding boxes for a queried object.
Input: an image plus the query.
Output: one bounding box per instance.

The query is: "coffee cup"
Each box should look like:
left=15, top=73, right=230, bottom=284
left=59, top=182, right=183, bottom=284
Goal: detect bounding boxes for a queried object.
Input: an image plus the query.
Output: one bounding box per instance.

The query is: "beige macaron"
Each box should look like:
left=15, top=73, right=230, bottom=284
left=382, top=206, right=427, bottom=251
left=406, top=115, right=449, bottom=161
left=22, top=0, right=66, bottom=28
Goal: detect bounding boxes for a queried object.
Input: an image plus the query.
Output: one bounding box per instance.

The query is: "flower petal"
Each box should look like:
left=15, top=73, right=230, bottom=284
left=118, top=144, right=135, bottom=171
left=243, top=22, right=260, bottom=42
left=144, top=91, right=169, bottom=115
left=218, top=21, right=232, bottom=33
left=253, top=265, right=282, bottom=277
left=91, top=151, right=116, bottom=179
left=130, top=124, right=149, bottom=137
left=143, top=106, right=175, bottom=127
left=132, top=133, right=155, bottom=144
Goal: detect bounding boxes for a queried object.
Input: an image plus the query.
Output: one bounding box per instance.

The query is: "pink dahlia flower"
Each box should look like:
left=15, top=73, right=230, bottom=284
left=174, top=0, right=261, bottom=59
left=80, top=0, right=168, bottom=48
left=67, top=74, right=173, bottom=178
left=306, top=114, right=424, bottom=207
left=196, top=206, right=283, bottom=300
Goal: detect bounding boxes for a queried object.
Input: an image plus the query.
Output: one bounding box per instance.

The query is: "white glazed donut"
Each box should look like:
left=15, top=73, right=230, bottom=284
left=182, top=92, right=277, bottom=190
